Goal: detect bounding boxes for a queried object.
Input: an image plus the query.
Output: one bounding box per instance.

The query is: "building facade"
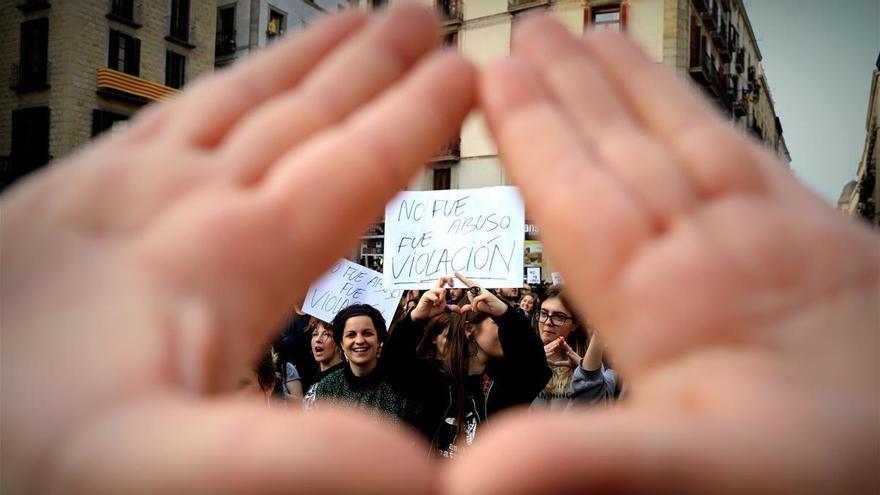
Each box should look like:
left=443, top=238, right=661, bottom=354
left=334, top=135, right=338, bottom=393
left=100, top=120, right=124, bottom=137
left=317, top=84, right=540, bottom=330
left=351, top=0, right=791, bottom=281
left=1, top=0, right=216, bottom=190
left=839, top=52, right=879, bottom=227
left=214, top=0, right=350, bottom=69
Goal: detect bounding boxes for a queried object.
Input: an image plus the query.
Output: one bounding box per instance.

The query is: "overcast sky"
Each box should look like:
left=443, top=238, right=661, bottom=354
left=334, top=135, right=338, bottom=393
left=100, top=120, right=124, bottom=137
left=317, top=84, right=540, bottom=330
left=742, top=0, right=880, bottom=203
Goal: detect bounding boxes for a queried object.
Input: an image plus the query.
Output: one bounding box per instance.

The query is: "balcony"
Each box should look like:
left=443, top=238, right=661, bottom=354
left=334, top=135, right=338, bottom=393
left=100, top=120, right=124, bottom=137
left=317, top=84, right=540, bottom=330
left=10, top=62, right=51, bottom=92
left=689, top=50, right=721, bottom=97
left=732, top=89, right=747, bottom=117
left=15, top=0, right=50, bottom=12
left=714, top=20, right=730, bottom=61
left=96, top=67, right=179, bottom=106
left=432, top=136, right=460, bottom=162
left=106, top=0, right=142, bottom=28
left=734, top=48, right=745, bottom=73
left=215, top=30, right=236, bottom=57
left=701, top=0, right=718, bottom=31
left=437, top=0, right=463, bottom=26
left=508, top=0, right=549, bottom=12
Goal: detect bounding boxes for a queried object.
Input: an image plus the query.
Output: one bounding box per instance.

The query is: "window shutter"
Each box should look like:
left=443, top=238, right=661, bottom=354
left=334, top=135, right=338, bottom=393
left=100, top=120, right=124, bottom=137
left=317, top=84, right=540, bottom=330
left=584, top=5, right=592, bottom=31
left=130, top=37, right=141, bottom=76
left=108, top=30, right=119, bottom=69
left=621, top=2, right=629, bottom=31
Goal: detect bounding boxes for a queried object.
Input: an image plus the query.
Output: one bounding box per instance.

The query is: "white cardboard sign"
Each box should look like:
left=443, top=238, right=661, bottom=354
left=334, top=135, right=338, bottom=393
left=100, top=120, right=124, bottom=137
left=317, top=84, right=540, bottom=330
left=303, top=259, right=402, bottom=327
left=384, top=186, right=525, bottom=289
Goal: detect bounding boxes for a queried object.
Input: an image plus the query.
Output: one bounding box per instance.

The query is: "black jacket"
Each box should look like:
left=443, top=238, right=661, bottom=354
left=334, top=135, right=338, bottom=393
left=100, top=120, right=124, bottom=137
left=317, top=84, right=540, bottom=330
left=383, top=306, right=551, bottom=455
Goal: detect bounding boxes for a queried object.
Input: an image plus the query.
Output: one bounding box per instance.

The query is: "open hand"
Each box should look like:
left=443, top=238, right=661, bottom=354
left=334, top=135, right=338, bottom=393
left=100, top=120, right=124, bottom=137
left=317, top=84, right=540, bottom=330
left=1, top=6, right=474, bottom=493
left=444, top=15, right=880, bottom=494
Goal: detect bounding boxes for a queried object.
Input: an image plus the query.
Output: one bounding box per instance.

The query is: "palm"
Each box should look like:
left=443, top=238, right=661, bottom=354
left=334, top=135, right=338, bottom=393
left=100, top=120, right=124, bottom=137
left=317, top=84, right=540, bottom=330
left=2, top=6, right=473, bottom=493
left=455, top=16, right=880, bottom=494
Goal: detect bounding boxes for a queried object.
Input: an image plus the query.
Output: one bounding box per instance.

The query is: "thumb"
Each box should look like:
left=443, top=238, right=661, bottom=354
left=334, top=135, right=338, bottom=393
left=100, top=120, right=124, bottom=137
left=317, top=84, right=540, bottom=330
left=48, top=398, right=432, bottom=494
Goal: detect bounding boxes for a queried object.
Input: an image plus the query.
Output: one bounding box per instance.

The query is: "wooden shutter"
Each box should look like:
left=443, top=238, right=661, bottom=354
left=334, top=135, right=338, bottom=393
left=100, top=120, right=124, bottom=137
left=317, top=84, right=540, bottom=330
left=127, top=36, right=140, bottom=76
left=621, top=2, right=629, bottom=31
left=108, top=30, right=119, bottom=69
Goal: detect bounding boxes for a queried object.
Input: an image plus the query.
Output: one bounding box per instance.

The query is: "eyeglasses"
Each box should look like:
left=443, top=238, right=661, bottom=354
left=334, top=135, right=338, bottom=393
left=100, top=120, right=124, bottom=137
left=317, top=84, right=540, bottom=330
left=538, top=309, right=572, bottom=327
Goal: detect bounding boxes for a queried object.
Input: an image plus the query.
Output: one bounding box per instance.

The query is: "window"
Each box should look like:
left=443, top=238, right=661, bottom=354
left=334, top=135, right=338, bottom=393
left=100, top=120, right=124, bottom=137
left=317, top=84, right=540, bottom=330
left=108, top=29, right=140, bottom=76
left=91, top=109, right=129, bottom=137
left=216, top=5, right=236, bottom=56
left=442, top=30, right=458, bottom=51
left=267, top=9, right=286, bottom=41
left=10, top=106, right=50, bottom=180
left=369, top=0, right=387, bottom=10
left=169, top=0, right=190, bottom=42
left=591, top=5, right=623, bottom=32
left=433, top=168, right=451, bottom=190
left=165, top=50, right=186, bottom=89
left=15, top=18, right=49, bottom=90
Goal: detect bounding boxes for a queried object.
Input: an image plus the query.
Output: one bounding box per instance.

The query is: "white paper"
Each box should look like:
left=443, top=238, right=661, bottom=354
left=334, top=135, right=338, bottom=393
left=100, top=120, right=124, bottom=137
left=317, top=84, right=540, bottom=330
left=384, top=186, right=525, bottom=289
left=303, top=259, right=402, bottom=327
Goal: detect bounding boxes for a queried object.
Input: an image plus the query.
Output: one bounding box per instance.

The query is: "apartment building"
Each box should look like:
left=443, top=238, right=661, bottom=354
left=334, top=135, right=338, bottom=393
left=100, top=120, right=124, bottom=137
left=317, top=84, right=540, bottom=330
left=840, top=53, right=879, bottom=226
left=214, top=0, right=350, bottom=69
left=350, top=0, right=791, bottom=280
left=1, top=0, right=215, bottom=190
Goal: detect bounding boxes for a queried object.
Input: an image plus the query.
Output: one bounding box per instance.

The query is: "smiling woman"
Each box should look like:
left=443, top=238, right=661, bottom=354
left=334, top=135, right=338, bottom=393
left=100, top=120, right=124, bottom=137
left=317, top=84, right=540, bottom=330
left=311, top=304, right=410, bottom=423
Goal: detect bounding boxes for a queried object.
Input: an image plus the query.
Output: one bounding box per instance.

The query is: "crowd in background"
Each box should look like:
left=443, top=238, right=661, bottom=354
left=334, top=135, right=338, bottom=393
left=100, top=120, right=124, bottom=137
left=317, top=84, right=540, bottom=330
left=240, top=275, right=620, bottom=458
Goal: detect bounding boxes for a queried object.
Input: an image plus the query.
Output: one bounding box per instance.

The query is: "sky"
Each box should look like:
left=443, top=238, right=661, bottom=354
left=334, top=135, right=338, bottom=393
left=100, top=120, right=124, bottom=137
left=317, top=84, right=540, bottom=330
left=742, top=0, right=880, bottom=203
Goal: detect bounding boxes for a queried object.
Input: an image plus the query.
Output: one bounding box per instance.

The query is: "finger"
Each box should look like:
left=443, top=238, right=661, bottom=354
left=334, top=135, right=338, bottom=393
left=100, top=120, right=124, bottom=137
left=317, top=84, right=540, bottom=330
left=442, top=409, right=864, bottom=494
left=480, top=56, right=653, bottom=311
left=221, top=4, right=441, bottom=184
left=513, top=17, right=699, bottom=228
left=454, top=271, right=479, bottom=288
left=579, top=30, right=775, bottom=198
left=447, top=304, right=464, bottom=314
left=164, top=10, right=368, bottom=147
left=50, top=400, right=432, bottom=494
left=133, top=53, right=476, bottom=382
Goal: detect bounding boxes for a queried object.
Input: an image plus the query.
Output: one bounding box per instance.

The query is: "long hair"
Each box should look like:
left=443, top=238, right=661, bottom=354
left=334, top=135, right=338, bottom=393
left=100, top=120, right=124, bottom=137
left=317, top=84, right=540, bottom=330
left=416, top=312, right=450, bottom=359
left=442, top=310, right=490, bottom=441
left=542, top=285, right=587, bottom=395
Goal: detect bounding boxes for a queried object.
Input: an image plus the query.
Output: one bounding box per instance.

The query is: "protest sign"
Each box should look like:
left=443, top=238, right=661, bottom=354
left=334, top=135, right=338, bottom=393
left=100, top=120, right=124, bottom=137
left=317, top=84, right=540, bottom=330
left=526, top=267, right=542, bottom=284
left=384, top=186, right=525, bottom=289
left=303, top=259, right=402, bottom=326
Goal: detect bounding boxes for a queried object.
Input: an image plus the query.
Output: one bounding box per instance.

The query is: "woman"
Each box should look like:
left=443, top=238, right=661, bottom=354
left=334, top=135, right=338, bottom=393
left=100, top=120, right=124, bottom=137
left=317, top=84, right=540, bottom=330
left=517, top=292, right=539, bottom=328
left=384, top=273, right=551, bottom=458
left=311, top=304, right=410, bottom=423
left=302, top=318, right=344, bottom=407
left=531, top=285, right=616, bottom=410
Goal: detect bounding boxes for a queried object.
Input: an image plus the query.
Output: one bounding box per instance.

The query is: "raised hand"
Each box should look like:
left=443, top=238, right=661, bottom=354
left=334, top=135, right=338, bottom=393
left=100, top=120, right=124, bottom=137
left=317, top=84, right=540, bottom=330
left=1, top=6, right=474, bottom=493
left=447, top=15, right=880, bottom=494
left=455, top=272, right=509, bottom=317
left=410, top=276, right=455, bottom=320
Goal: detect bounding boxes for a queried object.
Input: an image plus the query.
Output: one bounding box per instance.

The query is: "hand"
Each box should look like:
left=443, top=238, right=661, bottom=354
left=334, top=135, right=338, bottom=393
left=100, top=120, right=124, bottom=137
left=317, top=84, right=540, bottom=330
left=445, top=16, right=879, bottom=494
left=1, top=6, right=474, bottom=493
left=454, top=272, right=509, bottom=317
left=409, top=276, right=455, bottom=321
left=544, top=338, right=580, bottom=369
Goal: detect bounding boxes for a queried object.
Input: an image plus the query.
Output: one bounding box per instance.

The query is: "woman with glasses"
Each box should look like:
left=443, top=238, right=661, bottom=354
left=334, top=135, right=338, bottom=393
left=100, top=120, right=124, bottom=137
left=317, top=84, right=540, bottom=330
left=383, top=273, right=551, bottom=458
left=532, top=285, right=617, bottom=410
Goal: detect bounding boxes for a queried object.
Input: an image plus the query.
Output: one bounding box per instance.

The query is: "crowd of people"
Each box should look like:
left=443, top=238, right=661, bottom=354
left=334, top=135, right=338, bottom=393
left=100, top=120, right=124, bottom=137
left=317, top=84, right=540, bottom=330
left=251, top=273, right=619, bottom=458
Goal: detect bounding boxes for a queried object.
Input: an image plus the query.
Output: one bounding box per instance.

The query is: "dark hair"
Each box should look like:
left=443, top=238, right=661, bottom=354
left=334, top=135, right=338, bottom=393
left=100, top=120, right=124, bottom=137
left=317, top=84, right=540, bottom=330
left=256, top=346, right=280, bottom=392
left=416, top=312, right=451, bottom=359
left=332, top=304, right=387, bottom=344
left=542, top=285, right=587, bottom=354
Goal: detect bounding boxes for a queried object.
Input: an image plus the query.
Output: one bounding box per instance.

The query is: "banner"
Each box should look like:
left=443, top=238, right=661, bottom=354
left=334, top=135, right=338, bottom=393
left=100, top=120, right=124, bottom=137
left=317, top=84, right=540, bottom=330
left=303, top=259, right=402, bottom=327
left=384, top=186, right=525, bottom=289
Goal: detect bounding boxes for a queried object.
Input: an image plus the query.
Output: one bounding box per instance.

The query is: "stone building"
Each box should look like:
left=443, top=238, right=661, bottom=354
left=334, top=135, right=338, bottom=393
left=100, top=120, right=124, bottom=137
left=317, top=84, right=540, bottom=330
left=350, top=0, right=791, bottom=280
left=214, top=0, right=349, bottom=69
left=840, top=52, right=879, bottom=227
left=1, top=0, right=216, bottom=190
